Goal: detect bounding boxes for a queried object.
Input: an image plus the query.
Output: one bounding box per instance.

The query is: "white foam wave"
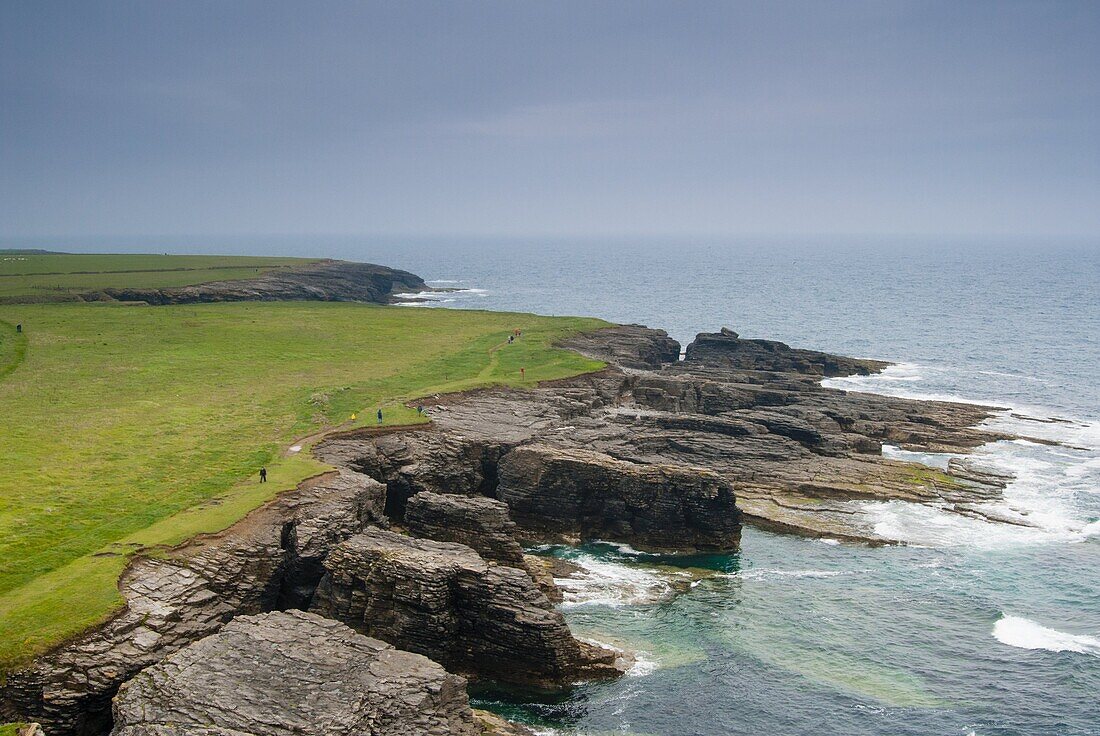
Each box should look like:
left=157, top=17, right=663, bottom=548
left=993, top=616, right=1100, bottom=656
left=823, top=364, right=997, bottom=407
left=826, top=361, right=1100, bottom=548
left=591, top=539, right=646, bottom=556
left=392, top=290, right=439, bottom=299
left=881, top=444, right=956, bottom=470
left=393, top=299, right=456, bottom=307
left=555, top=555, right=673, bottom=608
left=727, top=568, right=849, bottom=581
left=865, top=498, right=1098, bottom=549
left=626, top=650, right=659, bottom=677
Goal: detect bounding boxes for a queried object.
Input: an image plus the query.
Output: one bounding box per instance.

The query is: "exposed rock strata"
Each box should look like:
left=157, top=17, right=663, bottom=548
left=497, top=445, right=742, bottom=550
left=310, top=528, right=625, bottom=690
left=404, top=490, right=563, bottom=601
left=328, top=430, right=513, bottom=517
left=320, top=325, right=1019, bottom=545
left=93, top=260, right=425, bottom=305
left=1, top=470, right=386, bottom=735
left=556, top=323, right=681, bottom=370
left=109, top=610, right=479, bottom=736
left=684, top=327, right=889, bottom=376
left=406, top=491, right=528, bottom=567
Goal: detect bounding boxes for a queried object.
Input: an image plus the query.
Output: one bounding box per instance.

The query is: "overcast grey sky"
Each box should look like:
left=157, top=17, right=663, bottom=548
left=1, top=1, right=1097, bottom=240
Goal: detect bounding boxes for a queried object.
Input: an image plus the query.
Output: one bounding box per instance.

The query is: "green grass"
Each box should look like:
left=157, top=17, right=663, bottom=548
left=903, top=464, right=967, bottom=490
left=0, top=299, right=608, bottom=671
left=0, top=253, right=316, bottom=300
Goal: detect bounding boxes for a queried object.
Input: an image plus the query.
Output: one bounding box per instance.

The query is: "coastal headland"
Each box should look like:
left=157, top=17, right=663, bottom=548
left=0, top=255, right=1030, bottom=736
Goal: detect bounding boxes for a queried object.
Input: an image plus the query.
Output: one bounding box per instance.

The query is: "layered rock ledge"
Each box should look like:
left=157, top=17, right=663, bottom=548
left=110, top=610, right=479, bottom=736
left=319, top=324, right=1021, bottom=545
left=405, top=491, right=527, bottom=568
left=497, top=445, right=742, bottom=550
left=311, top=527, right=626, bottom=690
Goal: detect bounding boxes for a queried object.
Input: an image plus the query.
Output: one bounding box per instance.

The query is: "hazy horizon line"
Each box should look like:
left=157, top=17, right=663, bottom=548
left=4, top=231, right=1099, bottom=246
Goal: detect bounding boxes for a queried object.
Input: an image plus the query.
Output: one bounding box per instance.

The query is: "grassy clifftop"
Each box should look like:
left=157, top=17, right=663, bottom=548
left=0, top=253, right=316, bottom=301
left=0, top=258, right=609, bottom=672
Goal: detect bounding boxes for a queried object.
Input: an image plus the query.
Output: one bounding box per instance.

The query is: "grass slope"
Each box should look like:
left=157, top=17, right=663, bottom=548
left=0, top=300, right=607, bottom=671
left=0, top=253, right=315, bottom=300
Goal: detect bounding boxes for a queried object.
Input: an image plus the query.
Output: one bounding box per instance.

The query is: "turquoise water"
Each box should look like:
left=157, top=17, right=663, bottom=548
left=45, top=237, right=1100, bottom=734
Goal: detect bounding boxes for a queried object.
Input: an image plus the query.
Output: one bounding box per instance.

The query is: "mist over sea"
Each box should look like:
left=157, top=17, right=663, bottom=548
left=38, top=236, right=1100, bottom=734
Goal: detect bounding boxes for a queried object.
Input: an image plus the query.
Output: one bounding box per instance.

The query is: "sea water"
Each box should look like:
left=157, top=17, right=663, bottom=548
left=372, top=238, right=1100, bottom=736
left=50, top=236, right=1100, bottom=735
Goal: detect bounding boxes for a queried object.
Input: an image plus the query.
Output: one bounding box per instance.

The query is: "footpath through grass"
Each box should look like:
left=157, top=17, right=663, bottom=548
left=0, top=253, right=315, bottom=300
left=0, top=300, right=607, bottom=672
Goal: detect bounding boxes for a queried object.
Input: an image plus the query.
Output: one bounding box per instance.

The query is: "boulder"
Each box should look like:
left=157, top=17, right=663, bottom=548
left=109, top=610, right=478, bottom=736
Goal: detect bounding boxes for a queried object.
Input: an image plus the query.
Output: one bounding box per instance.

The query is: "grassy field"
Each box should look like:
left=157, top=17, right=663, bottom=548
left=0, top=296, right=608, bottom=673
left=0, top=253, right=316, bottom=300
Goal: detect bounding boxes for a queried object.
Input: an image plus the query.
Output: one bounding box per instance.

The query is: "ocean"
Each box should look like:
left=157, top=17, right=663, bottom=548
left=51, top=236, right=1100, bottom=735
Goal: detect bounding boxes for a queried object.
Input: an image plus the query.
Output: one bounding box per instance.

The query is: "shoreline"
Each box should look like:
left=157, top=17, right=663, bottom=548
left=6, top=257, right=1092, bottom=736
left=1, top=318, right=1041, bottom=735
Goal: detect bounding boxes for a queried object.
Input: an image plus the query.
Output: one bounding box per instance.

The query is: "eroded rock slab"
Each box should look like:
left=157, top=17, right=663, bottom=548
left=497, top=445, right=742, bottom=550
left=310, top=528, right=626, bottom=690
left=683, top=327, right=888, bottom=376
left=109, top=610, right=478, bottom=736
left=406, top=491, right=527, bottom=567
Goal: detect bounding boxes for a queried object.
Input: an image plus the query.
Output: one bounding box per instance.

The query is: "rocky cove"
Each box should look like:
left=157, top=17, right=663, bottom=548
left=1, top=322, right=1034, bottom=736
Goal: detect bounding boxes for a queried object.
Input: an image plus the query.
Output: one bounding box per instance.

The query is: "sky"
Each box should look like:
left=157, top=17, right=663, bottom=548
left=1, top=1, right=1098, bottom=241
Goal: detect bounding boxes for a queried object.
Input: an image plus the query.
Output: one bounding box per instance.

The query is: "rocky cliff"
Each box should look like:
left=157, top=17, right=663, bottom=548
left=310, top=527, right=626, bottom=690
left=90, top=259, right=425, bottom=305
left=497, top=445, right=742, bottom=550
left=319, top=325, right=1018, bottom=544
left=684, top=327, right=888, bottom=376
left=405, top=491, right=528, bottom=567
left=1, top=470, right=387, bottom=734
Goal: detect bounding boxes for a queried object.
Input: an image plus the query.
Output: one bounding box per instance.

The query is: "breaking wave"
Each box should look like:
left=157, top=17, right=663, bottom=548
left=993, top=616, right=1100, bottom=656
left=553, top=553, right=676, bottom=609
left=826, top=362, right=1100, bottom=549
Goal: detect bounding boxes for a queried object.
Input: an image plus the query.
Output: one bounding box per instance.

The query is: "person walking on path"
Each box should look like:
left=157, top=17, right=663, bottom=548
left=377, top=408, right=383, bottom=425
left=259, top=467, right=267, bottom=483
